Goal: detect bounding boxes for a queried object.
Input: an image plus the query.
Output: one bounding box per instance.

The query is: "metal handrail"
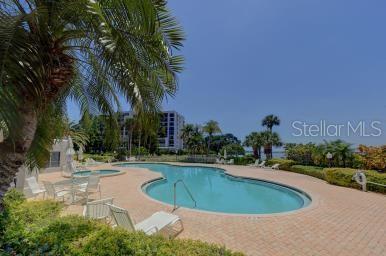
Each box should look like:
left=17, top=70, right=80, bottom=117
left=173, top=179, right=197, bottom=211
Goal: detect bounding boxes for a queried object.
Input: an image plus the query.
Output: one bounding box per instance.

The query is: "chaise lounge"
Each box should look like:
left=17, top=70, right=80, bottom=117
left=107, top=204, right=183, bottom=237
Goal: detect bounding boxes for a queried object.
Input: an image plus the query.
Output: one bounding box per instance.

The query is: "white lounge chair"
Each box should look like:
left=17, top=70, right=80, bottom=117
left=258, top=161, right=266, bottom=168
left=25, top=177, right=46, bottom=198
left=271, top=163, right=280, bottom=170
left=75, top=174, right=101, bottom=202
left=215, top=158, right=222, bottom=164
left=248, top=160, right=259, bottom=167
left=227, top=159, right=234, bottom=165
left=83, top=198, right=114, bottom=221
left=107, top=204, right=183, bottom=236
left=42, top=181, right=71, bottom=201
left=85, top=158, right=103, bottom=166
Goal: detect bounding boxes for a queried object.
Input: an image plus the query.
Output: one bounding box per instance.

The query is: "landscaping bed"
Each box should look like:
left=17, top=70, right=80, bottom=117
left=0, top=190, right=244, bottom=256
left=265, top=158, right=386, bottom=194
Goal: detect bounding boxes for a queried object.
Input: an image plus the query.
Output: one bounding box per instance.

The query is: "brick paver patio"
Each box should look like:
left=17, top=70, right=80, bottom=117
left=39, top=163, right=386, bottom=256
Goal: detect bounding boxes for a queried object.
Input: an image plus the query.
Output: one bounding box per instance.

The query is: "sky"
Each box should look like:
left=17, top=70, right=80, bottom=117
left=69, top=0, right=386, bottom=146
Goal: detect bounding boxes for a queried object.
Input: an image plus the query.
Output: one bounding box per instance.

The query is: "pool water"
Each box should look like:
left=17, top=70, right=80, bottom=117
left=118, top=163, right=311, bottom=214
left=73, top=169, right=121, bottom=177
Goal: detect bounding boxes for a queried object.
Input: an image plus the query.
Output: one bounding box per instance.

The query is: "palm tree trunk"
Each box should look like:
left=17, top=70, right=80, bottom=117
left=0, top=106, right=37, bottom=211
left=207, top=136, right=211, bottom=155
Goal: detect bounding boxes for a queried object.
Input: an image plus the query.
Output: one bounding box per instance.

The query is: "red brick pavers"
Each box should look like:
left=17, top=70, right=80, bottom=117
left=39, top=163, right=386, bottom=256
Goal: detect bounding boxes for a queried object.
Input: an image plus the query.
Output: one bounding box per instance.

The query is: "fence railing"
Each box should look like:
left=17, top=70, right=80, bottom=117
left=140, top=154, right=217, bottom=164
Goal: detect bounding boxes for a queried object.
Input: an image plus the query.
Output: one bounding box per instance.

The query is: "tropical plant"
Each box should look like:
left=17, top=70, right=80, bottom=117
left=325, top=140, right=354, bottom=168
left=261, top=115, right=280, bottom=159
left=0, top=0, right=184, bottom=209
left=261, top=114, right=280, bottom=132
left=209, top=133, right=240, bottom=153
left=284, top=143, right=316, bottom=165
left=357, top=145, right=386, bottom=171
left=261, top=131, right=282, bottom=159
left=220, top=143, right=245, bottom=157
left=123, top=117, right=135, bottom=157
left=244, top=132, right=264, bottom=159
left=202, top=120, right=221, bottom=154
left=63, top=121, right=89, bottom=151
left=180, top=124, right=204, bottom=154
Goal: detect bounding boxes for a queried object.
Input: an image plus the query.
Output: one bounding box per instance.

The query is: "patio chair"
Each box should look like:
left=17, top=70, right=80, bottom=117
left=107, top=204, right=183, bottom=236
left=258, top=161, right=266, bottom=168
left=42, top=181, right=71, bottom=201
left=271, top=163, right=280, bottom=170
left=85, top=158, right=103, bottom=166
left=128, top=156, right=136, bottom=162
left=25, top=177, right=46, bottom=198
left=215, top=158, right=222, bottom=164
left=248, top=160, right=259, bottom=167
left=83, top=198, right=114, bottom=221
left=227, top=159, right=234, bottom=165
left=75, top=174, right=101, bottom=202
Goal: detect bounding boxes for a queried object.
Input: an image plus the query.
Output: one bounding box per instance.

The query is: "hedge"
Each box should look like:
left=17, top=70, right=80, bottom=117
left=0, top=190, right=244, bottom=256
left=262, top=162, right=386, bottom=194
left=266, top=158, right=296, bottom=171
left=325, top=168, right=386, bottom=194
left=290, top=165, right=325, bottom=180
left=70, top=227, right=243, bottom=256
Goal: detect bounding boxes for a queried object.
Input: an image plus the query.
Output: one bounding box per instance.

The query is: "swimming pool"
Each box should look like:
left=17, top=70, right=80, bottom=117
left=118, top=163, right=311, bottom=214
left=73, top=169, right=123, bottom=177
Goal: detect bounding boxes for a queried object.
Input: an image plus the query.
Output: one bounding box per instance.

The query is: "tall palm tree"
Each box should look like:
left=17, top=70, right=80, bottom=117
left=261, top=131, right=282, bottom=159
left=123, top=117, right=135, bottom=157
left=262, top=115, right=280, bottom=132
left=261, top=115, right=280, bottom=159
left=0, top=0, right=184, bottom=209
left=244, top=132, right=264, bottom=160
left=202, top=120, right=221, bottom=154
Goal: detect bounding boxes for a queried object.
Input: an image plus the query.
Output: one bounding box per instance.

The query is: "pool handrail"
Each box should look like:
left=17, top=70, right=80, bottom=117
left=173, top=179, right=197, bottom=211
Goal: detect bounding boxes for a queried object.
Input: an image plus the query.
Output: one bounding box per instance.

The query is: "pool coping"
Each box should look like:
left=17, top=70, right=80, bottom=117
left=114, top=162, right=321, bottom=218
left=73, top=169, right=126, bottom=178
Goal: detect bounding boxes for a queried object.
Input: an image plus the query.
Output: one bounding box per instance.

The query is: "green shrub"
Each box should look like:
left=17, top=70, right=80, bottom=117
left=70, top=227, right=244, bottom=256
left=290, top=165, right=325, bottom=180
left=234, top=155, right=255, bottom=165
left=324, top=168, right=386, bottom=193
left=1, top=198, right=63, bottom=254
left=83, top=153, right=115, bottom=163
left=1, top=191, right=244, bottom=256
left=31, top=215, right=102, bottom=255
left=266, top=158, right=296, bottom=171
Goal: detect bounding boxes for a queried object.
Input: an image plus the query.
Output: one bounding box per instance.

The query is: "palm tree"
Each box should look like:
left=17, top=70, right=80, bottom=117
left=180, top=124, right=204, bottom=154
left=325, top=140, right=353, bottom=167
left=261, top=115, right=280, bottom=159
left=0, top=0, right=184, bottom=209
left=202, top=120, right=221, bottom=154
left=262, top=115, right=281, bottom=132
left=123, top=117, right=135, bottom=157
left=261, top=131, right=282, bottom=159
left=244, top=132, right=264, bottom=160
left=181, top=124, right=195, bottom=148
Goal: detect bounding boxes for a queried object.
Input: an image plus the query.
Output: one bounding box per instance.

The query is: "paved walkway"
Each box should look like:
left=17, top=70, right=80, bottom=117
left=39, top=163, right=386, bottom=256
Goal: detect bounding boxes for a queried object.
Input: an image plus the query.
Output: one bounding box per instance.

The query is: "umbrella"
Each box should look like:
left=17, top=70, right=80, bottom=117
left=65, top=137, right=75, bottom=169
left=77, top=147, right=83, bottom=161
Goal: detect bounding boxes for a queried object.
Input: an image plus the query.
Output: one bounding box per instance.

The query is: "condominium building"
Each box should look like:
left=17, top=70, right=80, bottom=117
left=158, top=111, right=184, bottom=151
left=118, top=110, right=185, bottom=151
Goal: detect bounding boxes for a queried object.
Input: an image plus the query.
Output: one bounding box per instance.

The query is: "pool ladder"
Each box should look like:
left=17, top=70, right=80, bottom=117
left=173, top=179, right=197, bottom=211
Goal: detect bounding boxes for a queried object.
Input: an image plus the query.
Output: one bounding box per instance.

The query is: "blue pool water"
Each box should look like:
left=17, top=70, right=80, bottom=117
left=118, top=163, right=311, bottom=214
left=73, top=169, right=121, bottom=177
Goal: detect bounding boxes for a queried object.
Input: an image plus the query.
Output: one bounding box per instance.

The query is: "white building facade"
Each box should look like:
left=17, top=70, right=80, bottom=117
left=158, top=111, right=184, bottom=151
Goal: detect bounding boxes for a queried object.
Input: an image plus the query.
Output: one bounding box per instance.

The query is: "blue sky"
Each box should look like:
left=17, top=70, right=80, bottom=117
left=69, top=0, right=386, bottom=146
